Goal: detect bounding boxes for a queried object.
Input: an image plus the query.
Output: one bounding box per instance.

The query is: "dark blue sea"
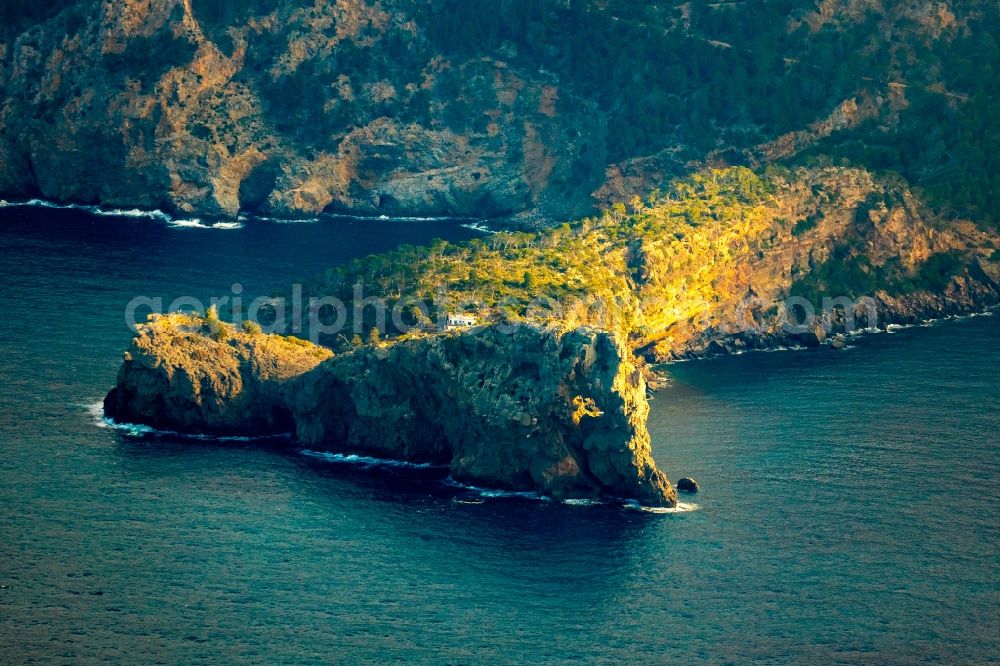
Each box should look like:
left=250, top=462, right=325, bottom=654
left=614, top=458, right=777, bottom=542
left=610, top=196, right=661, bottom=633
left=0, top=206, right=997, bottom=663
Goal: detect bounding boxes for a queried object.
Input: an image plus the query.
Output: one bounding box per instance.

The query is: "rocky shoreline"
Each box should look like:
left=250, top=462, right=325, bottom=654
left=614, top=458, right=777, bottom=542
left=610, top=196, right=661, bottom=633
left=97, top=161, right=1000, bottom=508
left=105, top=314, right=677, bottom=507
left=662, top=282, right=1000, bottom=362
left=659, top=303, right=999, bottom=368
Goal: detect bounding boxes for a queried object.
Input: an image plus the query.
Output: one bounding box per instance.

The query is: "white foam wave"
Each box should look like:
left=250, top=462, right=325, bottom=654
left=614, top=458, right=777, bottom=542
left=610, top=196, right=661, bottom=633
left=561, top=497, right=699, bottom=512
left=23, top=198, right=67, bottom=209
left=87, top=403, right=701, bottom=510
left=662, top=343, right=806, bottom=365
left=884, top=318, right=949, bottom=332
left=86, top=401, right=280, bottom=441
left=299, top=449, right=448, bottom=470
left=442, top=477, right=552, bottom=501
left=443, top=477, right=697, bottom=512
left=847, top=327, right=879, bottom=338
left=0, top=198, right=243, bottom=229
left=458, top=222, right=495, bottom=234
left=623, top=501, right=700, bottom=514
left=937, top=308, right=997, bottom=323
left=165, top=218, right=243, bottom=230
left=330, top=212, right=473, bottom=223
left=474, top=487, right=550, bottom=500
left=166, top=218, right=208, bottom=229
left=242, top=213, right=321, bottom=224
left=163, top=216, right=243, bottom=230
left=2, top=197, right=493, bottom=231
left=87, top=401, right=159, bottom=436
left=90, top=207, right=172, bottom=222
left=237, top=210, right=494, bottom=230
left=730, top=344, right=805, bottom=357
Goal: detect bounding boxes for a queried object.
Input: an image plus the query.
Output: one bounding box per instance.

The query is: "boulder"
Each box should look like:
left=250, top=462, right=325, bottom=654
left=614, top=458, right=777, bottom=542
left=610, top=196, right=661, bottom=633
left=676, top=477, right=699, bottom=493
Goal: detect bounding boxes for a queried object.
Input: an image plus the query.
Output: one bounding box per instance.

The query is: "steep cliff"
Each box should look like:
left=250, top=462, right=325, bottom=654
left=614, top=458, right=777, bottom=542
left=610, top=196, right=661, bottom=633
left=1, top=0, right=995, bottom=226
left=0, top=0, right=604, bottom=223
left=628, top=168, right=1000, bottom=359
left=104, top=312, right=333, bottom=435
left=105, top=313, right=677, bottom=507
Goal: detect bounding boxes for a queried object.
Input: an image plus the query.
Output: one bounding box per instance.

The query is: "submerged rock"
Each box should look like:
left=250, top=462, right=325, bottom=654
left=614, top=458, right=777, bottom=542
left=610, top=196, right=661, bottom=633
left=106, top=314, right=677, bottom=507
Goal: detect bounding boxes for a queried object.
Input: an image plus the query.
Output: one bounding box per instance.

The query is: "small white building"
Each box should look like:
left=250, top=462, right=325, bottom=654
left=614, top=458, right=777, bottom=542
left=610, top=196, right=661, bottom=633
left=446, top=313, right=477, bottom=330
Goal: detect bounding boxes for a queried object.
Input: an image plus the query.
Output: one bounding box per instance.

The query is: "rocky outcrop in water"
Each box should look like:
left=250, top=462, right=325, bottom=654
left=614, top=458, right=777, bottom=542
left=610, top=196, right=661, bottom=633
left=105, top=314, right=677, bottom=507
left=676, top=477, right=699, bottom=493
left=104, top=313, right=333, bottom=435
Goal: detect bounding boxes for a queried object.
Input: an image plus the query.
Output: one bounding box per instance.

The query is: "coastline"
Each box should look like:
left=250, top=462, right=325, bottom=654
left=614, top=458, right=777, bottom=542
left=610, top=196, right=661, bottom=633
left=659, top=305, right=999, bottom=366
left=0, top=197, right=232, bottom=229
left=0, top=196, right=494, bottom=232
left=90, top=403, right=699, bottom=513
left=103, top=317, right=679, bottom=507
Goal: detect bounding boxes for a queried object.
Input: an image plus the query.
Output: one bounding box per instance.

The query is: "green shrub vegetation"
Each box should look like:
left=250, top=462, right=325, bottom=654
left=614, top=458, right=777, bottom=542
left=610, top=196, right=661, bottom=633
left=203, top=305, right=228, bottom=341
left=915, top=252, right=966, bottom=293
left=791, top=3, right=1000, bottom=227
left=279, top=166, right=981, bottom=349
left=791, top=248, right=968, bottom=303
left=292, top=167, right=792, bottom=342
left=103, top=23, right=199, bottom=89
left=792, top=214, right=821, bottom=237
left=0, top=0, right=77, bottom=30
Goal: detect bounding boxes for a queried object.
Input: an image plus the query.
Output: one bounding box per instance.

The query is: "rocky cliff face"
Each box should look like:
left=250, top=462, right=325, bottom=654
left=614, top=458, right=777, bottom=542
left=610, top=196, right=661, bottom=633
left=2, top=0, right=991, bottom=226
left=0, top=0, right=604, bottom=224
left=629, top=168, right=1000, bottom=360
left=106, top=313, right=677, bottom=507
left=104, top=312, right=333, bottom=434
left=287, top=164, right=999, bottom=364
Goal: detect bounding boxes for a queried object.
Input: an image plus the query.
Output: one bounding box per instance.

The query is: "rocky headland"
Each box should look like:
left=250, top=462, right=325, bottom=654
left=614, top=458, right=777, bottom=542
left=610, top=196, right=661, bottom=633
left=103, top=164, right=999, bottom=504
left=289, top=166, right=1000, bottom=362
left=105, top=313, right=677, bottom=507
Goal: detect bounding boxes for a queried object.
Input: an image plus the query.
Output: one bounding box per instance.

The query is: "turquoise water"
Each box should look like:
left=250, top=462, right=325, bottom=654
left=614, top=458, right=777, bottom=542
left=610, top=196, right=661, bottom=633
left=0, top=207, right=997, bottom=663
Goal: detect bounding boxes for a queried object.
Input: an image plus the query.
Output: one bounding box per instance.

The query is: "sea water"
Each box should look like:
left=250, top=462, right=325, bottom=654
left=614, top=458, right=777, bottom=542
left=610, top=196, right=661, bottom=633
left=0, top=206, right=996, bottom=663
